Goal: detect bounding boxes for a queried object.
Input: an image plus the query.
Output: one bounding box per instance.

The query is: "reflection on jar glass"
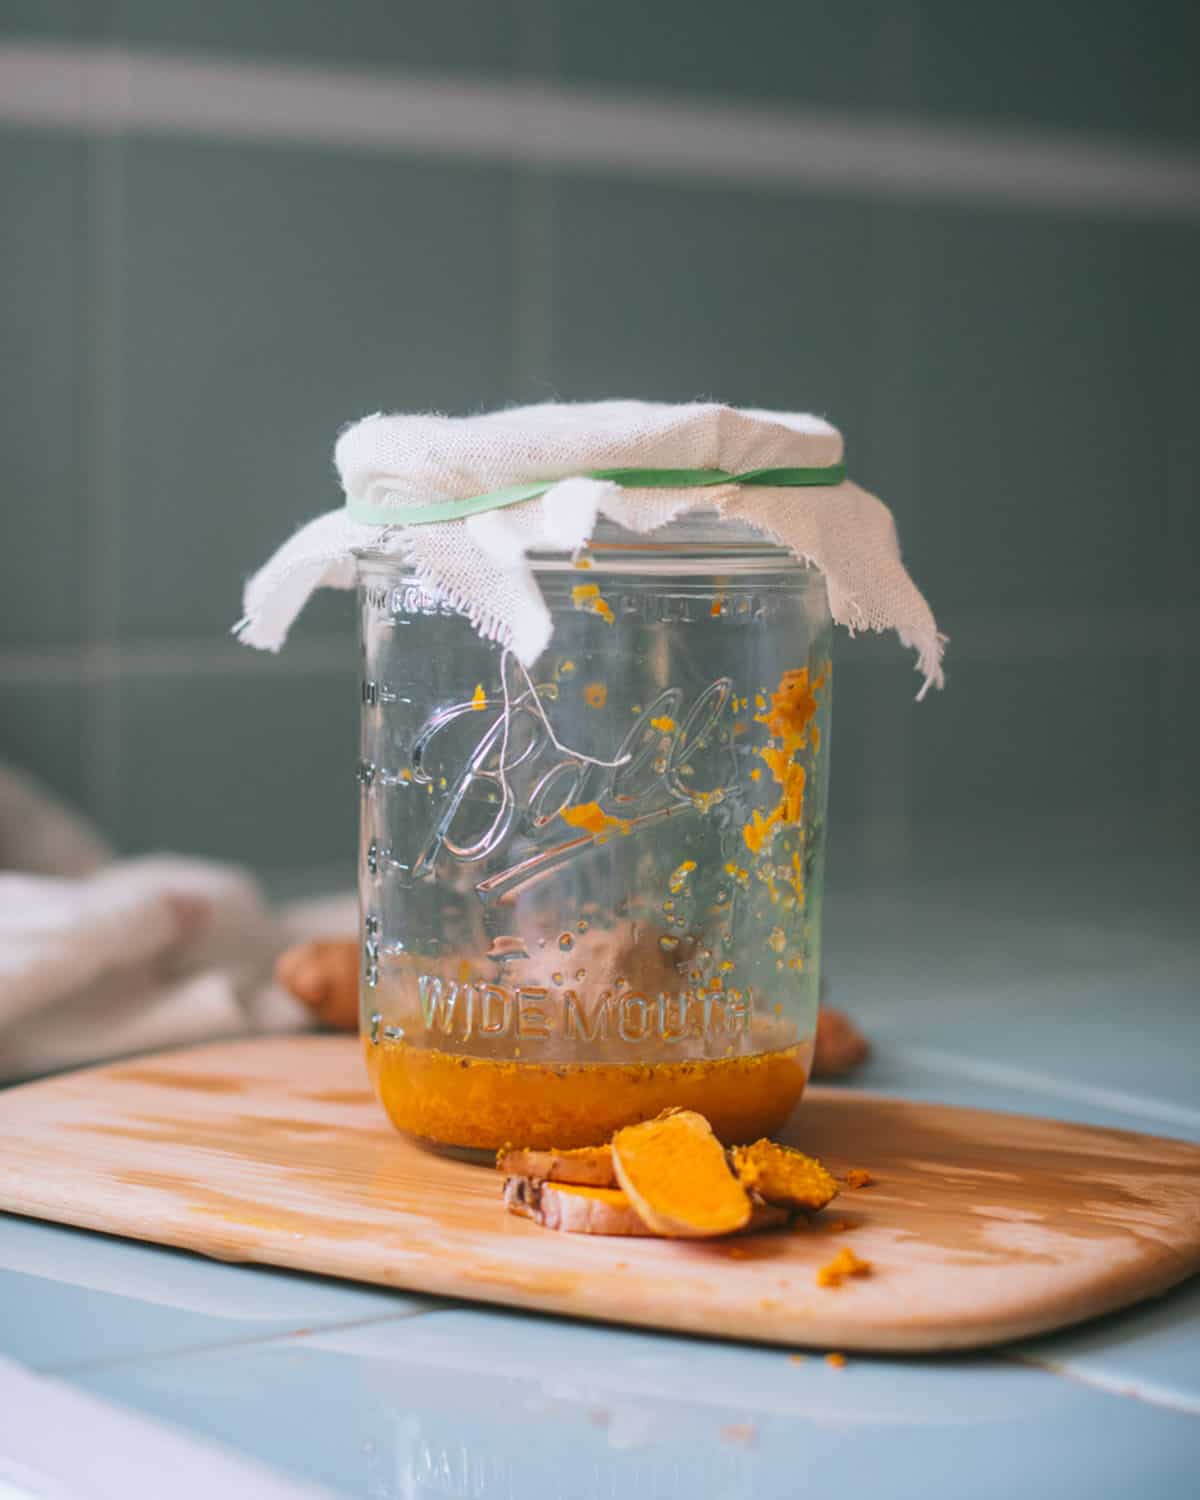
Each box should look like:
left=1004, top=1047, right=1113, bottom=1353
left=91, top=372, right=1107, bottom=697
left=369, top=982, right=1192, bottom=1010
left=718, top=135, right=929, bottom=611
left=357, top=512, right=833, bottom=1156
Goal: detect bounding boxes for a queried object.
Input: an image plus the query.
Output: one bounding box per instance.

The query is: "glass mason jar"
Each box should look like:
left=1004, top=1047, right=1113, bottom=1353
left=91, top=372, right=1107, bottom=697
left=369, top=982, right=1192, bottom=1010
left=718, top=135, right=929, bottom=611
left=357, top=512, right=833, bottom=1156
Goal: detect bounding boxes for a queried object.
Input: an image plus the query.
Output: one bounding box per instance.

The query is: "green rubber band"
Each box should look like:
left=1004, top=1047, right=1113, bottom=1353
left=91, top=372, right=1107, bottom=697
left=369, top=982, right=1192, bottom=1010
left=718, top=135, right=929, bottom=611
left=344, top=462, right=847, bottom=527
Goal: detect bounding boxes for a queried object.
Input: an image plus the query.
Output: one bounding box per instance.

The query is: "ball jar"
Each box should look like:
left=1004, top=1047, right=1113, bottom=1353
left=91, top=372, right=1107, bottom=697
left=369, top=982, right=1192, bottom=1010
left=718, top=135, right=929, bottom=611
left=357, top=513, right=833, bottom=1155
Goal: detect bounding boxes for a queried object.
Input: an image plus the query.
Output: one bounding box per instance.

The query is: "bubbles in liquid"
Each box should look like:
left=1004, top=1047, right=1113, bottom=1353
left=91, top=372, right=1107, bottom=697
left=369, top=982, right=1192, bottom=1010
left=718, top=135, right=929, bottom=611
left=558, top=932, right=575, bottom=952
left=575, top=968, right=587, bottom=981
left=576, top=919, right=589, bottom=933
left=659, top=935, right=678, bottom=953
left=551, top=971, right=564, bottom=986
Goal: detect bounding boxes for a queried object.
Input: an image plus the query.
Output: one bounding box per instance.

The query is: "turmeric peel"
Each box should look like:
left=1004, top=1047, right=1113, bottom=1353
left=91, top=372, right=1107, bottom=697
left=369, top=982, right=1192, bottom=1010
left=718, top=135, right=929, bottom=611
left=611, top=1109, right=751, bottom=1238
left=496, top=1143, right=616, bottom=1188
left=730, top=1139, right=839, bottom=1212
left=503, top=1177, right=653, bottom=1236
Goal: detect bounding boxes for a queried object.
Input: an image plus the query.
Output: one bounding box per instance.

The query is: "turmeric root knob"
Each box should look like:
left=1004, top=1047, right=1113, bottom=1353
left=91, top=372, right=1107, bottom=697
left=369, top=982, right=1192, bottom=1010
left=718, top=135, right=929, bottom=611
left=274, top=938, right=358, bottom=1030
left=611, top=1109, right=751, bottom=1238
left=729, top=1140, right=838, bottom=1212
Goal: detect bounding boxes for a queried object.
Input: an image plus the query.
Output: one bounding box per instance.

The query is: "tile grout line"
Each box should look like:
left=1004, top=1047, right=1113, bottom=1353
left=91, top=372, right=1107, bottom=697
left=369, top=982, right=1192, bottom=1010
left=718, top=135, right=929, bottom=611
left=36, top=1303, right=451, bottom=1380
left=509, top=0, right=558, bottom=405
left=1, top=41, right=1199, bottom=219
left=1003, top=1350, right=1200, bottom=1418
left=77, top=129, right=125, bottom=836
left=891, top=1046, right=1200, bottom=1135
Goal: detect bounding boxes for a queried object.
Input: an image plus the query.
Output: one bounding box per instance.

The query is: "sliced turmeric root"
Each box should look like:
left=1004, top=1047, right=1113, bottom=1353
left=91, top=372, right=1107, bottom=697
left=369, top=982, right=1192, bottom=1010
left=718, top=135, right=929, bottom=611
left=503, top=1177, right=654, bottom=1236
left=496, top=1143, right=616, bottom=1187
left=729, top=1139, right=838, bottom=1212
left=611, top=1109, right=752, bottom=1238
left=744, top=1194, right=792, bottom=1233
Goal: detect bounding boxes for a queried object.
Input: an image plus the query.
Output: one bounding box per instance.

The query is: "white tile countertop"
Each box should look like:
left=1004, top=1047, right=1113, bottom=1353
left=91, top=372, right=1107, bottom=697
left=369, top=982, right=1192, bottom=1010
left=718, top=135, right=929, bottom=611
left=1, top=818, right=1196, bottom=1498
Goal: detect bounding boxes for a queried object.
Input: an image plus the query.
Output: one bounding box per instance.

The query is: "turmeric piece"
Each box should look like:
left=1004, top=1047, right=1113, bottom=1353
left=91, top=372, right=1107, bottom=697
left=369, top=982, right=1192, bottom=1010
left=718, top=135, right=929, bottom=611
left=730, top=1139, right=838, bottom=1212
left=274, top=938, right=359, bottom=1030
left=611, top=1109, right=751, bottom=1238
left=743, top=1194, right=792, bottom=1234
left=496, top=1143, right=616, bottom=1188
left=816, top=1246, right=872, bottom=1287
left=503, top=1178, right=653, bottom=1236
left=844, top=1168, right=874, bottom=1189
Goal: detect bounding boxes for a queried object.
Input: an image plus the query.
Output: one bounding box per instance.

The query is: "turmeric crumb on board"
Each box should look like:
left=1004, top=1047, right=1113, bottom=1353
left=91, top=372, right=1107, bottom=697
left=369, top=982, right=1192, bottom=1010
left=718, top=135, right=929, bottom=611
left=570, top=581, right=615, bottom=625
left=816, top=1247, right=873, bottom=1288
left=471, top=684, right=487, bottom=710
left=649, top=714, right=677, bottom=733
left=719, top=1423, right=757, bottom=1448
left=583, top=681, right=608, bottom=708
left=825, top=1352, right=847, bottom=1369
left=845, top=1168, right=874, bottom=1189
left=560, top=802, right=631, bottom=837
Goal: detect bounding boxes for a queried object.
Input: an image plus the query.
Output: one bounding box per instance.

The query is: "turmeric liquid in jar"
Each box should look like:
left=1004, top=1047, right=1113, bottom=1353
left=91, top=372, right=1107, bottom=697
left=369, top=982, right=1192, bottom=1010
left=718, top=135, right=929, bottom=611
left=357, top=515, right=832, bottom=1155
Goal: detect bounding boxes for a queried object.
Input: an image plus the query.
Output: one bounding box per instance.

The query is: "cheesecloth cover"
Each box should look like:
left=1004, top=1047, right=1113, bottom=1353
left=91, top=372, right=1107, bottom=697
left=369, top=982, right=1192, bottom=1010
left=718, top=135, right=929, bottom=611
left=236, top=400, right=945, bottom=695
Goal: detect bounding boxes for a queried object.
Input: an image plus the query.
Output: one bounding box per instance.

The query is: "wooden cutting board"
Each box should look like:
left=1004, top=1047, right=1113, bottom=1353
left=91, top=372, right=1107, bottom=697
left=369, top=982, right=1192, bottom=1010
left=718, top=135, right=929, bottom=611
left=1, top=1036, right=1197, bottom=1353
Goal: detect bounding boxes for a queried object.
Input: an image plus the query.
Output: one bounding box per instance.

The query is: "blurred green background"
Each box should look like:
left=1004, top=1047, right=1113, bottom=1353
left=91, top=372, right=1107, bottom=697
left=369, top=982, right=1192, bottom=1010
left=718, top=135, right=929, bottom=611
left=1, top=2, right=1197, bottom=892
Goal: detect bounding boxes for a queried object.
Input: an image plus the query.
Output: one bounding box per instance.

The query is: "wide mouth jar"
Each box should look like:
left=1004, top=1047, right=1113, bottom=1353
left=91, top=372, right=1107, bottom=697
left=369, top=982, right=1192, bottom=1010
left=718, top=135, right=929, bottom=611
left=357, top=511, right=833, bottom=1156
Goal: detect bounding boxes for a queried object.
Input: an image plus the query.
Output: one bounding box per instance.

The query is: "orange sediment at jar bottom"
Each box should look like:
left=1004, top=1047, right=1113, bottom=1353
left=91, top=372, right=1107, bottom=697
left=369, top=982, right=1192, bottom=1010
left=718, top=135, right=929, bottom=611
left=365, top=1039, right=812, bottom=1151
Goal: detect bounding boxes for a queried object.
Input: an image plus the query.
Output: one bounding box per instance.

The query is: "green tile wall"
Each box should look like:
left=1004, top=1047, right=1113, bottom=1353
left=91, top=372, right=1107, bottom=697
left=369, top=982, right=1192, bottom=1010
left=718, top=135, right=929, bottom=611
left=0, top=2, right=1195, bottom=881
left=547, top=177, right=874, bottom=435
left=0, top=680, right=91, bottom=816
left=554, top=1, right=1200, bottom=144
left=1, top=1, right=517, bottom=73
left=0, top=132, right=87, bottom=647
left=112, top=140, right=515, bottom=642
left=111, top=665, right=358, bottom=872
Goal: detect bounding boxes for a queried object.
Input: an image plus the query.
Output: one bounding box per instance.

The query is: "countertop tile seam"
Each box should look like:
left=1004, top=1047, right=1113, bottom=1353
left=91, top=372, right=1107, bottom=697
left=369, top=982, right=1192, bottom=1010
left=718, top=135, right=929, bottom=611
left=1004, top=1351, right=1200, bottom=1418
left=890, top=1046, right=1200, bottom=1137
left=34, top=1302, right=450, bottom=1378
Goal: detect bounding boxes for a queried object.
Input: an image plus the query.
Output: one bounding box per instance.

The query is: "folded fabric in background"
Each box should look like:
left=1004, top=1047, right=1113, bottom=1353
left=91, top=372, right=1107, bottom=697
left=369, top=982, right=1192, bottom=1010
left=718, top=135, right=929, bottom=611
left=0, top=765, right=354, bottom=1079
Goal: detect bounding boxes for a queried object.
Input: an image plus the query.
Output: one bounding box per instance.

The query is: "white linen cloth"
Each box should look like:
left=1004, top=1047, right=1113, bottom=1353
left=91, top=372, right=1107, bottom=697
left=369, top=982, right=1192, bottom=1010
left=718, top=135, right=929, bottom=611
left=236, top=401, right=945, bottom=694
left=0, top=765, right=354, bottom=1079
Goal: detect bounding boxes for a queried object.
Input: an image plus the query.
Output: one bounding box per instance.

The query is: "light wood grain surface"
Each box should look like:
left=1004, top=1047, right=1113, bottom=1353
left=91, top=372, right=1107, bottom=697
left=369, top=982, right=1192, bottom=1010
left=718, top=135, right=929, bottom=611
left=1, top=1036, right=1197, bottom=1352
